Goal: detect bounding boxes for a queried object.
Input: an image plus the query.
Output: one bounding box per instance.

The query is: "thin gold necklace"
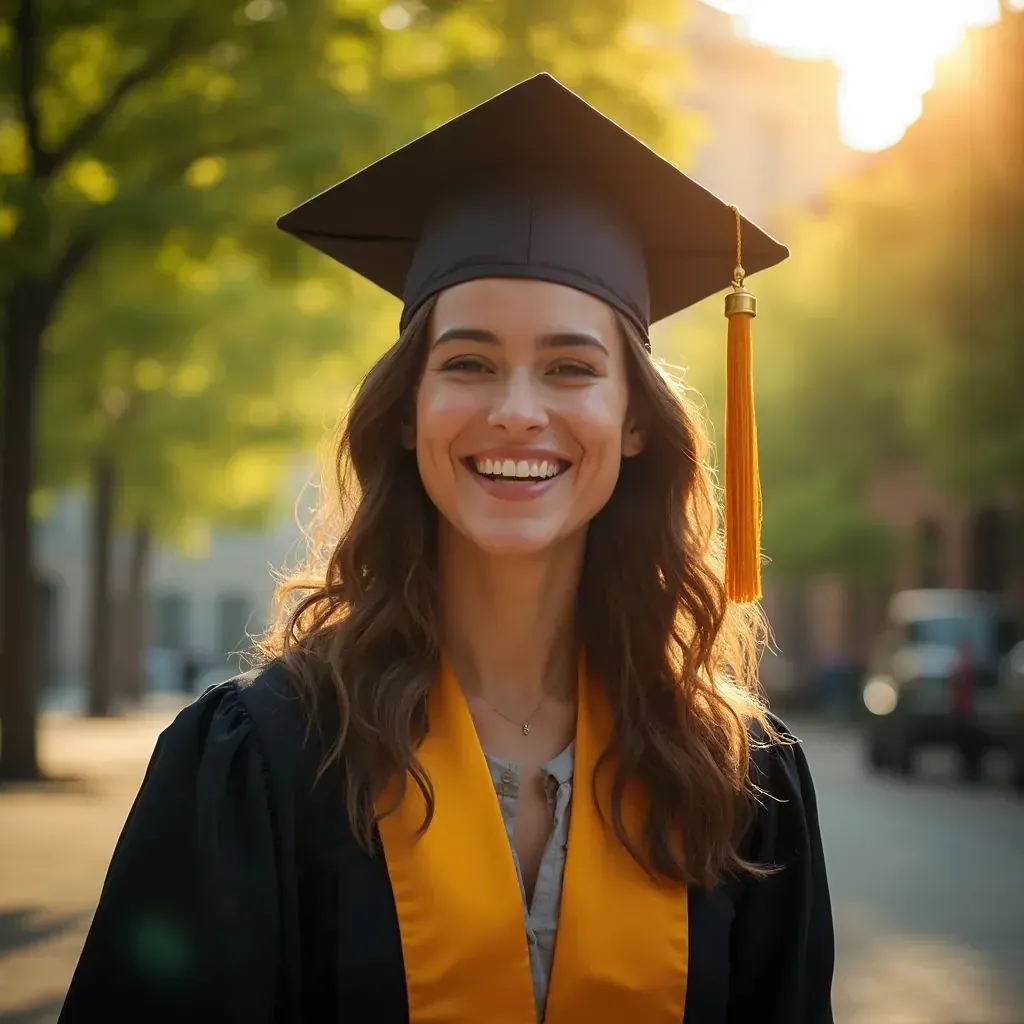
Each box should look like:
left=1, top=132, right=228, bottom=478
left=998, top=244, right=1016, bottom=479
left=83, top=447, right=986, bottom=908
left=478, top=692, right=547, bottom=736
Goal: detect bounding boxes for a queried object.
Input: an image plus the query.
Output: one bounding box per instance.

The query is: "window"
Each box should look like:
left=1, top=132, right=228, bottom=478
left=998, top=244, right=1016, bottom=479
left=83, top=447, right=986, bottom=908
left=913, top=518, right=944, bottom=589
left=154, top=593, right=188, bottom=651
left=217, top=594, right=252, bottom=658
left=907, top=614, right=1019, bottom=659
left=996, top=617, right=1021, bottom=658
left=969, top=507, right=1007, bottom=593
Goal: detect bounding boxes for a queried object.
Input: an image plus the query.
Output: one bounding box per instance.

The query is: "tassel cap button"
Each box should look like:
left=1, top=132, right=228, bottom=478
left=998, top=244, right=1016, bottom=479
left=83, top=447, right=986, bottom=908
left=724, top=288, right=757, bottom=318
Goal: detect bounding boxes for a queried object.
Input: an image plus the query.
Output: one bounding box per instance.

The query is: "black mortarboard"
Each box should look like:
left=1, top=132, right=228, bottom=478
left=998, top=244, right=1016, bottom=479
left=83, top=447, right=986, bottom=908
left=276, top=73, right=787, bottom=334
left=278, top=73, right=789, bottom=604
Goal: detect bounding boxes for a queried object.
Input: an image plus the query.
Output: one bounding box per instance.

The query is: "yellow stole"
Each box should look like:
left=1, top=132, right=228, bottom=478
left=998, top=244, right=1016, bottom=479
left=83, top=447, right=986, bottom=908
left=375, top=661, right=689, bottom=1023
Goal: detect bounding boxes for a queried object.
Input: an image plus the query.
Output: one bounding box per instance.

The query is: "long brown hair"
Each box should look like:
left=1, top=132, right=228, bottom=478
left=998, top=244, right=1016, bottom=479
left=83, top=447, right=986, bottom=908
left=258, top=296, right=775, bottom=888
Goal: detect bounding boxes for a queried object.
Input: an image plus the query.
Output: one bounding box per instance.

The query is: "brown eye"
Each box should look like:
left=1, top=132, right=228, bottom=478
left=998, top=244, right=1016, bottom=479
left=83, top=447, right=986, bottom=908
left=441, top=356, right=491, bottom=373
left=549, top=361, right=598, bottom=377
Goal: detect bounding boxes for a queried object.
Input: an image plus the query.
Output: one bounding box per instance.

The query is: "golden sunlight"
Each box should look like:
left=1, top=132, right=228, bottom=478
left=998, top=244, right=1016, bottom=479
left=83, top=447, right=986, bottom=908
left=705, top=0, right=1021, bottom=150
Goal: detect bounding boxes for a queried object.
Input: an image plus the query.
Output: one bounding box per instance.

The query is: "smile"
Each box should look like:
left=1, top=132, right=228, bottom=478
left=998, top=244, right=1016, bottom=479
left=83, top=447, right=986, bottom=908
left=468, top=456, right=570, bottom=481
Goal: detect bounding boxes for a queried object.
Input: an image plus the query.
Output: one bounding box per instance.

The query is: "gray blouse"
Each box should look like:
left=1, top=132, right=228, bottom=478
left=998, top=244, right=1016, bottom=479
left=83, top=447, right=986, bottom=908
left=484, top=745, right=574, bottom=1024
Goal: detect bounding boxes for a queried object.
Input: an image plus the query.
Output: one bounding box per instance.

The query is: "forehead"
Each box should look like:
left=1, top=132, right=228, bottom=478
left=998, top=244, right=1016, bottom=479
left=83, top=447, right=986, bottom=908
left=430, top=278, right=619, bottom=340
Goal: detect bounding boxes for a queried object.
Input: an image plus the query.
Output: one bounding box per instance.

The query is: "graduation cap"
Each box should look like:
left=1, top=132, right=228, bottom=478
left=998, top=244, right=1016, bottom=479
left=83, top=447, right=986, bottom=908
left=278, top=73, right=788, bottom=603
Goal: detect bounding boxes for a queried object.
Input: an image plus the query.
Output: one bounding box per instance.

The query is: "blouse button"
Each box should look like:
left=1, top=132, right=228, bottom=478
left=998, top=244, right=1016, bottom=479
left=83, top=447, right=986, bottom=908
left=500, top=771, right=515, bottom=787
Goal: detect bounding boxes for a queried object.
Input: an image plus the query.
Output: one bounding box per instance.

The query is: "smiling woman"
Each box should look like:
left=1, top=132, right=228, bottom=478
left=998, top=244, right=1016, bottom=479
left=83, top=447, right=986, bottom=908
left=59, top=76, right=834, bottom=1024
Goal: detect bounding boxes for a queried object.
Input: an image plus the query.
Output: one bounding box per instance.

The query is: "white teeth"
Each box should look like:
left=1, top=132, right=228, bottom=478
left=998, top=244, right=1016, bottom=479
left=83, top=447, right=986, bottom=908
left=472, top=456, right=565, bottom=480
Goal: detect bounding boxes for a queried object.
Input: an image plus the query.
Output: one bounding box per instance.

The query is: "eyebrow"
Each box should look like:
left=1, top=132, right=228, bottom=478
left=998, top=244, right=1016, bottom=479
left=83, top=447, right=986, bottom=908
left=432, top=327, right=609, bottom=355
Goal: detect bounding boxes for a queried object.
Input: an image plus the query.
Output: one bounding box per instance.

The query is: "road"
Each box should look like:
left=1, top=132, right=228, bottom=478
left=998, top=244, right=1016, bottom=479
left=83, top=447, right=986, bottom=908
left=1, top=710, right=1022, bottom=1022
left=794, top=718, right=1024, bottom=1024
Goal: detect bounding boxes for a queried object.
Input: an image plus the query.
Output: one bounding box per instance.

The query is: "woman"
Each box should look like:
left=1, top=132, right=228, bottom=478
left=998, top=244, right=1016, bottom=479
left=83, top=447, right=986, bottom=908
left=60, top=75, right=834, bottom=1023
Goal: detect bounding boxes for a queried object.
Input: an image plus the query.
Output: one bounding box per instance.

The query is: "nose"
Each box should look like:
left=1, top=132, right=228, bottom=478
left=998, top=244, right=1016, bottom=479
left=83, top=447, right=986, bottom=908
left=486, top=367, right=549, bottom=434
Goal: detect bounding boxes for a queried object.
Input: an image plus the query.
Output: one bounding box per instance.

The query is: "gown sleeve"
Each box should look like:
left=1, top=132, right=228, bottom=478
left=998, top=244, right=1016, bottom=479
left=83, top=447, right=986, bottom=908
left=726, top=716, right=836, bottom=1024
left=58, top=681, right=287, bottom=1024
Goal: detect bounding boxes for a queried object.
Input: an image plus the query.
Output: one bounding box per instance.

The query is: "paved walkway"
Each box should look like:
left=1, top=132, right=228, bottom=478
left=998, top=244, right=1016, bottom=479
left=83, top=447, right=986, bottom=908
left=0, top=704, right=185, bottom=1023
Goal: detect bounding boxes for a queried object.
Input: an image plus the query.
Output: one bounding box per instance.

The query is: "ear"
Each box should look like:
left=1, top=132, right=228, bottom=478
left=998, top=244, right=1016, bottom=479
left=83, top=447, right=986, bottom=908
left=621, top=416, right=645, bottom=458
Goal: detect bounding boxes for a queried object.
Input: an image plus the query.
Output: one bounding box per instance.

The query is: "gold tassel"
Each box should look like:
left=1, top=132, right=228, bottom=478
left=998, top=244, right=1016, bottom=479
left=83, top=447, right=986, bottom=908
left=724, top=206, right=762, bottom=604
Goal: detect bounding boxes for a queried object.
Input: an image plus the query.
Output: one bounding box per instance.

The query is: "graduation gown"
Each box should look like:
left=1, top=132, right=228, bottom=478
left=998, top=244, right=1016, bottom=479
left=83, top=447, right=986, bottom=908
left=59, top=663, right=835, bottom=1023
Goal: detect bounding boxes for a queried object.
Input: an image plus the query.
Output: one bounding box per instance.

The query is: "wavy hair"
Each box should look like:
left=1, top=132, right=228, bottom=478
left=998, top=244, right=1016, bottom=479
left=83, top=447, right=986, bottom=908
left=258, top=296, right=775, bottom=888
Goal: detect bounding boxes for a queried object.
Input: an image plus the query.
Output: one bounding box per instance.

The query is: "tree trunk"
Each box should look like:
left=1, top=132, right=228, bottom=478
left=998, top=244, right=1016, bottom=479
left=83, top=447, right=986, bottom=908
left=86, top=455, right=117, bottom=718
left=119, top=519, right=152, bottom=706
left=0, top=286, right=45, bottom=779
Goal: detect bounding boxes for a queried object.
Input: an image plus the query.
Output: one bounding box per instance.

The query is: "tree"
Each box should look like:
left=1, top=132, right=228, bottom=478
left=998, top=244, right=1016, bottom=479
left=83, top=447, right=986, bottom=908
left=1, top=0, right=329, bottom=774
left=896, top=10, right=1024, bottom=503
left=1, top=0, right=695, bottom=777
left=37, top=238, right=379, bottom=713
left=656, top=10, right=1023, bottom=585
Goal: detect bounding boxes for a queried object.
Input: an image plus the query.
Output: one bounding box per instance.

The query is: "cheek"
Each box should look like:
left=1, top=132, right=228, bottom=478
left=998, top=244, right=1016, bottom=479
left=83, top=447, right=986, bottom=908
left=565, top=388, right=629, bottom=458
left=415, top=383, right=479, bottom=462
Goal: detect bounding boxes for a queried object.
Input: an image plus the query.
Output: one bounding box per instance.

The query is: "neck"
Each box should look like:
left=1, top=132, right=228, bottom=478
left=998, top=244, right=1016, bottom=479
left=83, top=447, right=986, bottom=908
left=439, top=526, right=585, bottom=711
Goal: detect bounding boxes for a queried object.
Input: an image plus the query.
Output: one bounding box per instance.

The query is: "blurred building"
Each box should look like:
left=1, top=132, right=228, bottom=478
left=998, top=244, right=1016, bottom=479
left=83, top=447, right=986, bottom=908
left=677, top=1, right=857, bottom=229
left=794, top=471, right=1024, bottom=684
left=34, top=471, right=313, bottom=703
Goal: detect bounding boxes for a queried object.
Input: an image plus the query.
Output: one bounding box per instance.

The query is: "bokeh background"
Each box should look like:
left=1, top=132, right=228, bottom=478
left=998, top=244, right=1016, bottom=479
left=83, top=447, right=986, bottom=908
left=1, top=1, right=1022, bottom=1021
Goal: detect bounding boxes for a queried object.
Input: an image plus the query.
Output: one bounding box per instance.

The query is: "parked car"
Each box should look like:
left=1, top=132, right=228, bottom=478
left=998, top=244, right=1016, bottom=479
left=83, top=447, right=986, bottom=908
left=861, top=589, right=1022, bottom=786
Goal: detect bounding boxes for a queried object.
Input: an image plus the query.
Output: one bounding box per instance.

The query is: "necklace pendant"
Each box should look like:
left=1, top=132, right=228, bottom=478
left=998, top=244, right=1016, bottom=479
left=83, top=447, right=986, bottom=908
left=522, top=722, right=531, bottom=736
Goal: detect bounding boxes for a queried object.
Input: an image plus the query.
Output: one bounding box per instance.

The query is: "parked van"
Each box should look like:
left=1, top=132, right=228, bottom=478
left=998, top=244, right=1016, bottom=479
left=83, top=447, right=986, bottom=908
left=861, top=589, right=1022, bottom=787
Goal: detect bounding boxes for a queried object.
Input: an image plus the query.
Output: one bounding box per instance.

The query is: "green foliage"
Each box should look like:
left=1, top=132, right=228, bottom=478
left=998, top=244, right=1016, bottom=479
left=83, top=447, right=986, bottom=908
left=37, top=239, right=368, bottom=543
left=821, top=11, right=1024, bottom=506
left=896, top=13, right=1024, bottom=501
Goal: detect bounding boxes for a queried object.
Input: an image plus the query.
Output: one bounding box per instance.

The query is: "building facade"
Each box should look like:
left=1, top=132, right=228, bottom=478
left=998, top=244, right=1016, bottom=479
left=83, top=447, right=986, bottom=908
left=678, top=1, right=856, bottom=229
left=35, top=474, right=314, bottom=702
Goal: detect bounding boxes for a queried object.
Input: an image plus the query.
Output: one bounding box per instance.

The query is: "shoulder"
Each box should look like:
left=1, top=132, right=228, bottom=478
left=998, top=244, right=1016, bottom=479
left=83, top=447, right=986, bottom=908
left=723, top=717, right=836, bottom=1015
left=158, top=660, right=317, bottom=790
left=229, top=659, right=309, bottom=742
left=178, top=657, right=306, bottom=726
left=740, top=712, right=826, bottom=861
left=746, top=711, right=815, bottom=784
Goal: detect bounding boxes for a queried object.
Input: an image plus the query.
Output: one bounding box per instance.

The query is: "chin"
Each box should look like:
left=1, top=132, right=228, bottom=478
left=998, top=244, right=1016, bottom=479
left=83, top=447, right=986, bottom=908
left=455, top=517, right=570, bottom=558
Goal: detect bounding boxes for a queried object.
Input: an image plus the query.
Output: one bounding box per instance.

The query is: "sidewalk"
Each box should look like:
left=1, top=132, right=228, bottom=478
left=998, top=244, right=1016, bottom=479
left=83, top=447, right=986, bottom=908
left=0, top=703, right=186, bottom=1023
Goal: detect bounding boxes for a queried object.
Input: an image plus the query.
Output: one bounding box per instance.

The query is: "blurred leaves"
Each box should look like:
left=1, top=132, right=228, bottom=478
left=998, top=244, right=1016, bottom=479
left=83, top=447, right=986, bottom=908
left=36, top=237, right=371, bottom=543
left=846, top=12, right=1024, bottom=505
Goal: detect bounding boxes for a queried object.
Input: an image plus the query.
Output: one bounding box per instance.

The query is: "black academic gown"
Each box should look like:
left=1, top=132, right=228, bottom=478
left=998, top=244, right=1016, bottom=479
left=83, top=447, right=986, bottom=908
left=59, top=663, right=835, bottom=1023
